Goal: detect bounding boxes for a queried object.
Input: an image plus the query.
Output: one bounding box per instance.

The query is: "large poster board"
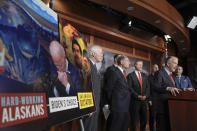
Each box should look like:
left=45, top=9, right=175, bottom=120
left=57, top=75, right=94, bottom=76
left=0, top=0, right=94, bottom=130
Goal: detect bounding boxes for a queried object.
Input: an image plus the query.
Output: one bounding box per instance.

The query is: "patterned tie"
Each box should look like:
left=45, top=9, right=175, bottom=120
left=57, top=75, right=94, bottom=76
left=138, top=72, right=143, bottom=95
left=170, top=74, right=176, bottom=87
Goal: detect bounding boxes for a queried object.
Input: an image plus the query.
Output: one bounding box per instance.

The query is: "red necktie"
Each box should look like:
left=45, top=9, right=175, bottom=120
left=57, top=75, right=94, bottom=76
left=170, top=74, right=176, bottom=87
left=123, top=71, right=130, bottom=88
left=138, top=72, right=143, bottom=95
left=123, top=70, right=127, bottom=81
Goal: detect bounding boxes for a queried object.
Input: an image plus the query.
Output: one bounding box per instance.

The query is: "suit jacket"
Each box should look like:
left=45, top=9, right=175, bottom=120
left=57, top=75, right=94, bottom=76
left=103, top=65, right=117, bottom=105
left=173, top=75, right=193, bottom=90
left=148, top=74, right=157, bottom=101
left=67, top=59, right=83, bottom=92
left=105, top=67, right=131, bottom=112
left=153, top=68, right=175, bottom=114
left=127, top=71, right=150, bottom=100
left=89, top=60, right=102, bottom=110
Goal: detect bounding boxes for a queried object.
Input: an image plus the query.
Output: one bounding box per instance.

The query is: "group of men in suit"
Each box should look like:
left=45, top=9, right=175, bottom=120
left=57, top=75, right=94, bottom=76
left=103, top=55, right=194, bottom=131
left=48, top=41, right=194, bottom=131
left=151, top=56, right=193, bottom=131
left=103, top=54, right=150, bottom=131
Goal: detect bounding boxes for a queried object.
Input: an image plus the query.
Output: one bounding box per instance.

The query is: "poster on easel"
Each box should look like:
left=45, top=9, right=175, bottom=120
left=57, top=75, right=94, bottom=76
left=0, top=0, right=95, bottom=130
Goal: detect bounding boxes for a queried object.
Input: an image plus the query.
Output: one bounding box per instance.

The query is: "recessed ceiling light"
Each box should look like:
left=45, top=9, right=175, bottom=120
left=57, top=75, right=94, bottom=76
left=187, top=16, right=197, bottom=29
left=128, top=21, right=132, bottom=27
left=127, top=7, right=134, bottom=11
left=155, top=20, right=161, bottom=24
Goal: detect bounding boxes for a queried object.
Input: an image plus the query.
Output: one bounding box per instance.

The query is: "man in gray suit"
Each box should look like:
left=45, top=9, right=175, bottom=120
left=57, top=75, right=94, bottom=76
left=83, top=45, right=103, bottom=131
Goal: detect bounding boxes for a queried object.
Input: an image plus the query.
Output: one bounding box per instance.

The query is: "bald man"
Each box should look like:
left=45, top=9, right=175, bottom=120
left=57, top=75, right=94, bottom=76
left=49, top=41, right=76, bottom=96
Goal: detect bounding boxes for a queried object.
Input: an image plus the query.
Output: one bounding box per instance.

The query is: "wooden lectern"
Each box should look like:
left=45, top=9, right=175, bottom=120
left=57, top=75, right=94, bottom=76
left=168, top=91, right=197, bottom=131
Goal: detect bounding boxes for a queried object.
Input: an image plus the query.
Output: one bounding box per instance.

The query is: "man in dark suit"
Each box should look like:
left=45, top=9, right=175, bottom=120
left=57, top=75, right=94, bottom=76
left=153, top=56, right=180, bottom=131
left=173, top=65, right=194, bottom=91
left=127, top=60, right=150, bottom=131
left=106, top=55, right=131, bottom=131
left=83, top=45, right=103, bottom=131
left=103, top=54, right=121, bottom=106
left=148, top=64, right=159, bottom=131
left=49, top=41, right=76, bottom=97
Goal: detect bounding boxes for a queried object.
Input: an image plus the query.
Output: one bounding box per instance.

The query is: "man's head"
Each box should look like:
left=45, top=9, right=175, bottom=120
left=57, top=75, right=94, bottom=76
left=88, top=45, right=103, bottom=63
left=117, top=55, right=130, bottom=70
left=152, top=64, right=159, bottom=74
left=114, top=54, right=121, bottom=65
left=72, top=39, right=82, bottom=68
left=49, top=41, right=66, bottom=72
left=134, top=60, right=143, bottom=72
left=165, top=56, right=178, bottom=73
left=176, top=65, right=183, bottom=76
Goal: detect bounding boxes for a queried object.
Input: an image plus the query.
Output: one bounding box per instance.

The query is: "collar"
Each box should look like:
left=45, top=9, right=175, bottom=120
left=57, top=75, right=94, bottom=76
left=117, top=66, right=124, bottom=73
left=176, top=75, right=182, bottom=78
left=135, top=70, right=141, bottom=74
left=164, top=67, right=171, bottom=76
left=114, top=64, right=118, bottom=67
left=89, top=58, right=96, bottom=65
left=65, top=59, right=70, bottom=74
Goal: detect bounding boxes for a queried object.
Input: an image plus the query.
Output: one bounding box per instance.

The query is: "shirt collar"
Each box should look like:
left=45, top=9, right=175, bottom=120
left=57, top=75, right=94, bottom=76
left=89, top=58, right=96, bottom=65
left=135, top=70, right=141, bottom=74
left=117, top=66, right=123, bottom=73
left=164, top=67, right=171, bottom=76
left=65, top=59, right=70, bottom=73
left=114, top=64, right=118, bottom=67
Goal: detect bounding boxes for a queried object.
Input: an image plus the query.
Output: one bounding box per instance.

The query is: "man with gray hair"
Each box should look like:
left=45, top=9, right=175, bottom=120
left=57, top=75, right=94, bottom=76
left=106, top=55, right=131, bottom=131
left=154, top=56, right=181, bottom=131
left=49, top=40, right=76, bottom=96
left=83, top=45, right=103, bottom=131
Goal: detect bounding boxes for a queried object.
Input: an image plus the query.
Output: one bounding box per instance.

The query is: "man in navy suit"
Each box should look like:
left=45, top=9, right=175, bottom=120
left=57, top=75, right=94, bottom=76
left=173, top=65, right=193, bottom=91
left=153, top=56, right=181, bottom=131
left=106, top=55, right=131, bottom=131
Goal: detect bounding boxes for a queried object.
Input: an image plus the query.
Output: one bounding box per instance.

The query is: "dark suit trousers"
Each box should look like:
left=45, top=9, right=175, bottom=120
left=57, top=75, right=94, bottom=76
left=130, top=100, right=147, bottom=131
left=156, top=113, right=170, bottom=131
left=106, top=111, right=129, bottom=131
left=83, top=109, right=99, bottom=131
left=149, top=104, right=156, bottom=131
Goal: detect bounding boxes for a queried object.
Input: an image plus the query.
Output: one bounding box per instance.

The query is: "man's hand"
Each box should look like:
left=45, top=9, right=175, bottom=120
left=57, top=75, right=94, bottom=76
left=138, top=95, right=146, bottom=100
left=186, top=88, right=194, bottom=91
left=168, top=87, right=180, bottom=96
left=138, top=95, right=143, bottom=100
left=58, top=71, right=68, bottom=87
left=149, top=101, right=152, bottom=106
left=142, top=96, right=146, bottom=100
left=88, top=113, right=93, bottom=117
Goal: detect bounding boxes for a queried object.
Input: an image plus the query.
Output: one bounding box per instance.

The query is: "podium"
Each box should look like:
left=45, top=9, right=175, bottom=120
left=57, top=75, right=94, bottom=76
left=168, top=91, right=197, bottom=131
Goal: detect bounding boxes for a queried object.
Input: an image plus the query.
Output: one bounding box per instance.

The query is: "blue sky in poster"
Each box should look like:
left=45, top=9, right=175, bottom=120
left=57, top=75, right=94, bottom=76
left=16, top=0, right=57, bottom=25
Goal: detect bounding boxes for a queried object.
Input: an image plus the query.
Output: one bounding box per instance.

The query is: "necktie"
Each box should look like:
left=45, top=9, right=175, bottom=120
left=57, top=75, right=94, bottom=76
left=138, top=72, right=143, bottom=95
left=178, top=76, right=181, bottom=84
left=123, top=70, right=127, bottom=81
left=123, top=70, right=130, bottom=88
left=170, top=74, right=176, bottom=87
